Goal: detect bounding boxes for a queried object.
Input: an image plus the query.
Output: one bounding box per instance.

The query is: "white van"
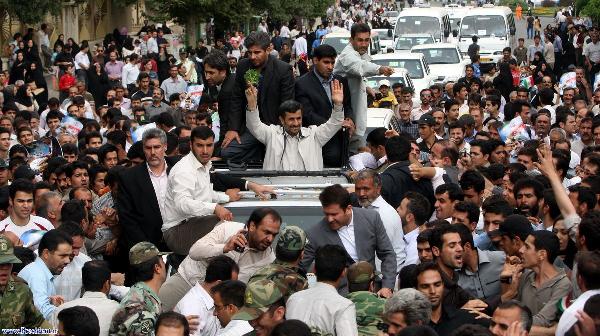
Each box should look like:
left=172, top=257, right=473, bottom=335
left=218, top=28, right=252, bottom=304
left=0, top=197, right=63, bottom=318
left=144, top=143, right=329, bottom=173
left=322, top=30, right=381, bottom=56
left=445, top=4, right=471, bottom=32
left=394, top=7, right=451, bottom=43
left=458, top=5, right=516, bottom=64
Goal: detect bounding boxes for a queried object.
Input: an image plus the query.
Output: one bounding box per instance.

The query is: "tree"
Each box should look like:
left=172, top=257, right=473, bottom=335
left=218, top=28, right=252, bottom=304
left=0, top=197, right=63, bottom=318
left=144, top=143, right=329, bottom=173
left=579, top=0, right=600, bottom=24
left=0, top=0, right=62, bottom=25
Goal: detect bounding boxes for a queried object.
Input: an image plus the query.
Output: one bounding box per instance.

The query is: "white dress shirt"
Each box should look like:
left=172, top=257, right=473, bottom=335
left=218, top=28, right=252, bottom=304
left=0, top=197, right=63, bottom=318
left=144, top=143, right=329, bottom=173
left=293, top=36, right=308, bottom=56
left=403, top=228, right=419, bottom=267
left=74, top=51, right=90, bottom=70
left=369, top=196, right=406, bottom=270
left=147, top=37, right=159, bottom=54
left=148, top=162, right=168, bottom=221
left=162, top=152, right=229, bottom=232
left=51, top=291, right=119, bottom=336
left=217, top=320, right=253, bottom=335
left=286, top=282, right=358, bottom=336
left=175, top=283, right=220, bottom=336
left=54, top=252, right=92, bottom=302
left=121, top=62, right=140, bottom=88
left=337, top=212, right=358, bottom=262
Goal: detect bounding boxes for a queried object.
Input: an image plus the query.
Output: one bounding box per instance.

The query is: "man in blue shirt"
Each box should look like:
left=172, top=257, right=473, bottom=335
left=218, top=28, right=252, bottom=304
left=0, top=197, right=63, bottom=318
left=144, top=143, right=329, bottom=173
left=18, top=229, right=73, bottom=319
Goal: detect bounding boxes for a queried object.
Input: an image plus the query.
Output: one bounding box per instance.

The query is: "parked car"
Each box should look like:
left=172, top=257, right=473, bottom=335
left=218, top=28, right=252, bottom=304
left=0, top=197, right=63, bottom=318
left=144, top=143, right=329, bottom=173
left=410, top=43, right=469, bottom=84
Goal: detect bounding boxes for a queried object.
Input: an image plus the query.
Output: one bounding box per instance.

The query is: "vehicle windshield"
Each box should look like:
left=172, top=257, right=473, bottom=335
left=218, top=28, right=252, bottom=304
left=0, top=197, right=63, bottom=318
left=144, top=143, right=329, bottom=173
left=375, top=30, right=394, bottom=40
left=414, top=48, right=460, bottom=64
left=366, top=76, right=408, bottom=89
left=394, top=16, right=441, bottom=38
left=227, top=205, right=323, bottom=231
left=372, top=59, right=424, bottom=78
left=460, top=15, right=506, bottom=37
left=322, top=36, right=350, bottom=54
left=450, top=17, right=461, bottom=29
left=395, top=35, right=434, bottom=50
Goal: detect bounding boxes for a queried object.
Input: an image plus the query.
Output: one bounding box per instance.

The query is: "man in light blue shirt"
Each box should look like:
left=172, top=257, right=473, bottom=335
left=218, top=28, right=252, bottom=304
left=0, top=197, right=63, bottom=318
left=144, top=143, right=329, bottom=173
left=18, top=229, right=73, bottom=319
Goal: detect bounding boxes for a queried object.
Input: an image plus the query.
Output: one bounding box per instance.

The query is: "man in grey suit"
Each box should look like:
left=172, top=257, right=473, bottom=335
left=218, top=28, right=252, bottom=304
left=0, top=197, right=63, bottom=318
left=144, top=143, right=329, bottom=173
left=300, top=184, right=397, bottom=298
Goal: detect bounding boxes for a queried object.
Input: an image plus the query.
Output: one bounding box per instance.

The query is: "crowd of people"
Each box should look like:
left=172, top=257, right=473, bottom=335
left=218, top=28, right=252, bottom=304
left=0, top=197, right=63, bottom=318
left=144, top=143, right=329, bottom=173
left=0, top=0, right=600, bottom=335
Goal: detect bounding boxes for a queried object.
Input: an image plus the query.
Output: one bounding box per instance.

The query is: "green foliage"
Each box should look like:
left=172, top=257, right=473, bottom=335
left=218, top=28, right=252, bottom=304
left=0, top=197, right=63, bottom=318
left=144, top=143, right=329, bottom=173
left=112, top=0, right=139, bottom=7
left=499, top=0, right=528, bottom=10
left=244, top=69, right=260, bottom=85
left=580, top=0, right=600, bottom=22
left=0, top=0, right=61, bottom=25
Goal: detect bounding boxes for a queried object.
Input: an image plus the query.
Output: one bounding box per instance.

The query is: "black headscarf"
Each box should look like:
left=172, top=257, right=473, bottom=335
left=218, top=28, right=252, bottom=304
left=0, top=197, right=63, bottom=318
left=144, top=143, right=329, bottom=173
left=15, top=85, right=33, bottom=107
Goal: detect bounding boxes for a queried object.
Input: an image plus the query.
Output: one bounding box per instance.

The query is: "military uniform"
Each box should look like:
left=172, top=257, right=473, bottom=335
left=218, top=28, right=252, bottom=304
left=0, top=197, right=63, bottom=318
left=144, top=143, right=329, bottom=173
left=109, top=241, right=168, bottom=336
left=0, top=236, right=49, bottom=329
left=248, top=226, right=308, bottom=300
left=346, top=261, right=385, bottom=336
left=346, top=291, right=385, bottom=336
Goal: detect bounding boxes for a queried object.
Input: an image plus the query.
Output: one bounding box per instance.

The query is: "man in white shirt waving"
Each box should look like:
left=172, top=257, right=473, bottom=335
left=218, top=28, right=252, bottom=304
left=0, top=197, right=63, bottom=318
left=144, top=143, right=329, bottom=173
left=245, top=79, right=344, bottom=171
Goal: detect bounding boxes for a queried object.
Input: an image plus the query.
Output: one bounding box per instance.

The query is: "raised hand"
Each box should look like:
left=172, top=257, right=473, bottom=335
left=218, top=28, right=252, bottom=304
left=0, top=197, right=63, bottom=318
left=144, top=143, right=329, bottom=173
left=331, top=79, right=344, bottom=106
left=245, top=85, right=258, bottom=111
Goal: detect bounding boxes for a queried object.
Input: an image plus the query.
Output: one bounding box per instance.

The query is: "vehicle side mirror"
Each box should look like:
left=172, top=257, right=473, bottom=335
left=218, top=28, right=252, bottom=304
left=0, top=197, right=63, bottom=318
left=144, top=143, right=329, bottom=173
left=388, top=29, right=393, bottom=37
left=509, top=27, right=516, bottom=35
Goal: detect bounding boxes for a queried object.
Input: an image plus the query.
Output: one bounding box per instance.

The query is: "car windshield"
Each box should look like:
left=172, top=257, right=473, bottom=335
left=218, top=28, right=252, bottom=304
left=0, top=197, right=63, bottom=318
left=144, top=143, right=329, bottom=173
left=450, top=17, right=461, bottom=29
left=414, top=48, right=460, bottom=64
left=375, top=30, right=394, bottom=40
left=372, top=59, right=424, bottom=78
left=322, top=36, right=350, bottom=54
left=460, top=15, right=506, bottom=37
left=395, top=35, right=434, bottom=50
left=366, top=76, right=408, bottom=89
left=394, top=16, right=441, bottom=38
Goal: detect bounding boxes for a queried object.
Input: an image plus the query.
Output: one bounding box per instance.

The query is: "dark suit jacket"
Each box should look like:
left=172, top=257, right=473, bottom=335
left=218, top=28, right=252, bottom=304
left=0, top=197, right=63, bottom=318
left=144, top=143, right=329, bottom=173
left=117, top=157, right=247, bottom=252
left=300, top=207, right=397, bottom=290
left=380, top=161, right=435, bottom=211
left=201, top=74, right=237, bottom=139
left=230, top=55, right=294, bottom=131
left=295, top=71, right=353, bottom=167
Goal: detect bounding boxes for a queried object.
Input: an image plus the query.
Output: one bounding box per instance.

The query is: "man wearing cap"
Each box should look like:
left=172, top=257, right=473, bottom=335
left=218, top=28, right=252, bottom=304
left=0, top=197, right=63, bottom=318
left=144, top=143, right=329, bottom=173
left=346, top=261, right=386, bottom=335
left=0, top=235, right=49, bottom=329
left=248, top=226, right=308, bottom=300
left=416, top=113, right=443, bottom=156
left=231, top=279, right=286, bottom=336
left=109, top=242, right=168, bottom=336
left=373, top=79, right=398, bottom=109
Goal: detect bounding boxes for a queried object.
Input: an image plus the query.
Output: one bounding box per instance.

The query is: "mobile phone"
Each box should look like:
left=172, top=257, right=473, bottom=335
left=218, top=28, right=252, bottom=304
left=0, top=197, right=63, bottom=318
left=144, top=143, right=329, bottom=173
left=234, top=230, right=248, bottom=253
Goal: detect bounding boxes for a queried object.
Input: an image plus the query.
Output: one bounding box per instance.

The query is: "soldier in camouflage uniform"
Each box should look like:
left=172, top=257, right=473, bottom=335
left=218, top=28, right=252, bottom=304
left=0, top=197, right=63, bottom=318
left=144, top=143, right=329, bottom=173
left=232, top=279, right=287, bottom=336
left=248, top=226, right=308, bottom=300
left=109, top=242, right=169, bottom=336
left=0, top=235, right=51, bottom=329
left=346, top=261, right=386, bottom=336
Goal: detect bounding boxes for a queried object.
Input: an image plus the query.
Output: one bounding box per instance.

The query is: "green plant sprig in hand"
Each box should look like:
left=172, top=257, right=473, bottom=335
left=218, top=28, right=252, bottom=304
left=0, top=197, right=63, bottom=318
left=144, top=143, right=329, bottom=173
left=244, top=69, right=260, bottom=87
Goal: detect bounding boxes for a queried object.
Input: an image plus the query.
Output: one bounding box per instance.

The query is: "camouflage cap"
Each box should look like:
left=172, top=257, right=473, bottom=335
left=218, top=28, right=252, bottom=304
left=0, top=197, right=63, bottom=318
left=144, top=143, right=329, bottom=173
left=0, top=235, right=22, bottom=264
left=232, top=279, right=284, bottom=321
left=347, top=261, right=375, bottom=284
left=276, top=226, right=307, bottom=252
left=129, top=242, right=169, bottom=265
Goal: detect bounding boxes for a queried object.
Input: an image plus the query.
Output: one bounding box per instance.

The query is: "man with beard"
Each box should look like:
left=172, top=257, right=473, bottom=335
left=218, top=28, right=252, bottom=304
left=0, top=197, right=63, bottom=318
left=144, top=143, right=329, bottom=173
left=432, top=109, right=448, bottom=139
left=449, top=122, right=470, bottom=155
left=18, top=229, right=73, bottom=319
left=354, top=169, right=406, bottom=270
left=227, top=31, right=295, bottom=162
left=429, top=224, right=481, bottom=310
left=513, top=178, right=544, bottom=227
left=159, top=207, right=281, bottom=311
left=414, top=262, right=487, bottom=336
left=145, top=87, right=171, bottom=118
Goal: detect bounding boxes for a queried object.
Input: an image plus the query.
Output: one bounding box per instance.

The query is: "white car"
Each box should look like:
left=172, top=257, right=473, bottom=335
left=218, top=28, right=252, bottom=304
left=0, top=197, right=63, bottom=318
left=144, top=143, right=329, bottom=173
left=366, top=69, right=415, bottom=92
left=373, top=29, right=395, bottom=53
left=394, top=34, right=435, bottom=53
left=371, top=53, right=435, bottom=94
left=366, top=108, right=394, bottom=135
left=410, top=43, right=469, bottom=84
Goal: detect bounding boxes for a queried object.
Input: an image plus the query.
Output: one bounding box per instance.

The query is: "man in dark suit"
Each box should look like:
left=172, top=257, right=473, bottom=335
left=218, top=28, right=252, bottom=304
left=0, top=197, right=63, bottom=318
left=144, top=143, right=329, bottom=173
left=225, top=31, right=295, bottom=162
left=199, top=49, right=237, bottom=154
left=117, top=128, right=266, bottom=257
left=380, top=135, right=436, bottom=211
left=300, top=184, right=396, bottom=298
left=295, top=44, right=354, bottom=167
